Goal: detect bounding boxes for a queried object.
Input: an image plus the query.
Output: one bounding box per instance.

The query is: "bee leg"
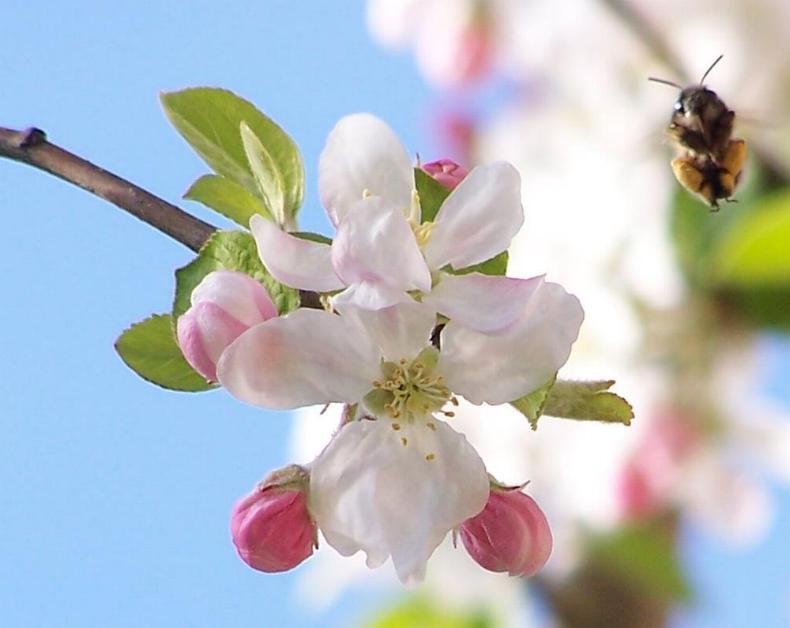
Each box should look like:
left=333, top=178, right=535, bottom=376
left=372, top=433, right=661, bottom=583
left=671, top=156, right=715, bottom=207
left=722, top=139, right=747, bottom=180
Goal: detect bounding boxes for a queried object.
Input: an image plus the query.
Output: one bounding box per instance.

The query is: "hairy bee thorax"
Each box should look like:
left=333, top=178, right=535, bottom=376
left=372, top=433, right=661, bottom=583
left=651, top=56, right=748, bottom=211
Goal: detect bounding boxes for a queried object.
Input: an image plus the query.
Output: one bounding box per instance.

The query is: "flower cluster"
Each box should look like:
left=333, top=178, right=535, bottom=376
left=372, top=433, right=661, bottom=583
left=177, top=114, right=583, bottom=584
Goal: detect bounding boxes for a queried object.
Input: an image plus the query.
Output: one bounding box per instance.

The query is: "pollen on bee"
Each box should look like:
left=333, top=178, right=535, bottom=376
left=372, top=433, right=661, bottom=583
left=401, top=437, right=408, bottom=446
left=425, top=453, right=436, bottom=461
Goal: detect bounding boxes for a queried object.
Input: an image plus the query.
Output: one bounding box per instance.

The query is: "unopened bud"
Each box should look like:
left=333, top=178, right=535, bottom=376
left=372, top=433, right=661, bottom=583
left=421, top=159, right=469, bottom=191
left=176, top=270, right=277, bottom=382
left=230, top=465, right=317, bottom=573
left=459, top=488, right=552, bottom=577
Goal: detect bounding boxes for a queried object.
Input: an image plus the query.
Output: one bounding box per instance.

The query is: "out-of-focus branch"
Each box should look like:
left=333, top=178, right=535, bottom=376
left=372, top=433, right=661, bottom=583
left=0, top=126, right=217, bottom=252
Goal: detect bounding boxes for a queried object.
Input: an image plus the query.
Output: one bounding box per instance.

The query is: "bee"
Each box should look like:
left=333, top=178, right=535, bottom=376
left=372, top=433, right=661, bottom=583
left=650, top=55, right=747, bottom=211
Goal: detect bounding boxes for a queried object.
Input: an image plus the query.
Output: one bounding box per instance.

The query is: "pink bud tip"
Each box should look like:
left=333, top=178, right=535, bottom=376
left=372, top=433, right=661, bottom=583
left=176, top=270, right=278, bottom=382
left=230, top=486, right=316, bottom=573
left=421, top=158, right=470, bottom=190
left=460, top=489, right=552, bottom=577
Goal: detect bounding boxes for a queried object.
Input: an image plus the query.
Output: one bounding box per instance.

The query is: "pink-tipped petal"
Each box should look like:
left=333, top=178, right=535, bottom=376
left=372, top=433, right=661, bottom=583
left=332, top=196, right=432, bottom=304
left=250, top=215, right=343, bottom=293
left=231, top=485, right=316, bottom=573
left=421, top=159, right=469, bottom=190
left=217, top=309, right=379, bottom=409
left=424, top=273, right=544, bottom=333
left=319, top=114, right=414, bottom=226
left=191, top=269, right=278, bottom=324
left=460, top=489, right=552, bottom=578
left=423, top=162, right=523, bottom=271
left=439, top=281, right=584, bottom=405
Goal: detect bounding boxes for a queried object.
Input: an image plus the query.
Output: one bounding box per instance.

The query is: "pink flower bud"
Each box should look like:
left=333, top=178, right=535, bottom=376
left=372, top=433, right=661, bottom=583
left=421, top=158, right=470, bottom=190
left=230, top=466, right=316, bottom=573
left=176, top=270, right=278, bottom=382
left=460, top=489, right=552, bottom=577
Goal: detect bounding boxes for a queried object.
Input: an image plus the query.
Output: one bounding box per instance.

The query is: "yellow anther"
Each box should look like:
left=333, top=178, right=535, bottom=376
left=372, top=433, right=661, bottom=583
left=362, top=188, right=373, bottom=198
left=425, top=453, right=436, bottom=461
left=426, top=422, right=437, bottom=431
left=401, top=437, right=408, bottom=446
left=443, top=411, right=455, bottom=418
left=391, top=423, right=401, bottom=431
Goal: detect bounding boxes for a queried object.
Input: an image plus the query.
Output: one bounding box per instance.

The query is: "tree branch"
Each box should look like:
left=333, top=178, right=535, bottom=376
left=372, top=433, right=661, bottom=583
left=0, top=126, right=217, bottom=252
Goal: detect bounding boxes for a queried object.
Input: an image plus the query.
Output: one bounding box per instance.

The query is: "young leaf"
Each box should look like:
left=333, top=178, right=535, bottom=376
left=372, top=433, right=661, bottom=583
left=240, top=121, right=287, bottom=227
left=711, top=189, right=790, bottom=286
left=115, top=314, right=214, bottom=392
left=173, top=230, right=300, bottom=322
left=510, top=377, right=556, bottom=430
left=542, top=380, right=633, bottom=426
left=185, top=174, right=271, bottom=227
left=161, top=88, right=304, bottom=220
left=414, top=167, right=450, bottom=223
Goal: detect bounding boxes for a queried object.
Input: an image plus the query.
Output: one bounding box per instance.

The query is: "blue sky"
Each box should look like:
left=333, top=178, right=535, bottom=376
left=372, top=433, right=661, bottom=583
left=1, top=2, right=788, bottom=627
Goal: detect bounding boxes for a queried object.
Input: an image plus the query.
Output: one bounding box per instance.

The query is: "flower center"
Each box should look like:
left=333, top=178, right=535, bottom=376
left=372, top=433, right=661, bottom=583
left=364, top=347, right=453, bottom=423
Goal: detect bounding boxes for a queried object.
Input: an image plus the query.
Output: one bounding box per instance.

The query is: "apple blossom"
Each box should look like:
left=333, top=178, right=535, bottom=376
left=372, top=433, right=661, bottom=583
left=460, top=487, right=553, bottom=577
left=217, top=294, right=582, bottom=583
left=421, top=158, right=469, bottom=190
left=231, top=465, right=317, bottom=573
left=176, top=270, right=278, bottom=381
left=251, top=113, right=539, bottom=332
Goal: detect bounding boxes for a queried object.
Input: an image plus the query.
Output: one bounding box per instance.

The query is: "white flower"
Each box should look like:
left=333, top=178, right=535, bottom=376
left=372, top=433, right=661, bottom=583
left=217, top=295, right=582, bottom=583
left=250, top=113, right=532, bottom=332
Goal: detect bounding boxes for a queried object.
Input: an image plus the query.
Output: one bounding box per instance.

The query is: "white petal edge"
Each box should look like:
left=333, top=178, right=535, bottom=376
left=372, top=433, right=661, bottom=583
left=332, top=196, right=432, bottom=299
left=217, top=309, right=379, bottom=409
left=250, top=215, right=344, bottom=293
left=319, top=114, right=414, bottom=226
left=423, top=162, right=524, bottom=271
left=424, top=272, right=544, bottom=333
left=309, top=418, right=489, bottom=585
left=439, top=281, right=584, bottom=405
left=338, top=301, right=437, bottom=363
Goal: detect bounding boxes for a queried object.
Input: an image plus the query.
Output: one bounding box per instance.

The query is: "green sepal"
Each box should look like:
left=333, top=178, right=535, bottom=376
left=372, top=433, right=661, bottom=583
left=115, top=314, right=215, bottom=392
left=184, top=174, right=271, bottom=227
left=542, top=379, right=633, bottom=426
left=172, top=230, right=300, bottom=324
left=449, top=250, right=509, bottom=276
left=160, top=87, right=304, bottom=223
left=414, top=167, right=450, bottom=223
left=510, top=376, right=557, bottom=430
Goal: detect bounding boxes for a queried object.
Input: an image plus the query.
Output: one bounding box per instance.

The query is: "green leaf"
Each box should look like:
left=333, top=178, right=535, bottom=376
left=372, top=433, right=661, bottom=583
left=172, top=230, right=300, bottom=322
left=161, top=88, right=304, bottom=220
left=586, top=522, right=692, bottom=602
left=510, top=377, right=556, bottom=430
left=115, top=314, right=214, bottom=392
left=291, top=231, right=332, bottom=245
left=365, top=595, right=493, bottom=628
left=542, top=379, right=633, bottom=425
left=414, top=167, right=450, bottom=223
left=451, top=251, right=509, bottom=276
left=240, top=121, right=287, bottom=226
left=711, top=189, right=790, bottom=286
left=184, top=174, right=271, bottom=227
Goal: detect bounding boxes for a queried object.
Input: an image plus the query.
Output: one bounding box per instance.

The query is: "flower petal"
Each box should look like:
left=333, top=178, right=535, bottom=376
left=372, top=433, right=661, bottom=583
left=250, top=215, right=343, bottom=293
left=331, top=196, right=432, bottom=306
left=319, top=114, right=414, bottom=226
left=439, top=281, right=584, bottom=405
left=191, top=269, right=278, bottom=325
left=337, top=301, right=437, bottom=363
left=423, top=162, right=523, bottom=270
left=424, top=272, right=544, bottom=333
left=309, top=418, right=489, bottom=585
left=217, top=309, right=379, bottom=409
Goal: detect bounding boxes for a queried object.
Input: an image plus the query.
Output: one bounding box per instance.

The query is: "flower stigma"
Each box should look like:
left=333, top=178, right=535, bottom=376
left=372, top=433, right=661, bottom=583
left=364, top=347, right=456, bottom=427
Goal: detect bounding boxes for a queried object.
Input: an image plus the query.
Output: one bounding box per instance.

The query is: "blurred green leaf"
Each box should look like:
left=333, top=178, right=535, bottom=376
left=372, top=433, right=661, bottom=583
left=172, top=230, right=299, bottom=323
left=161, top=88, right=304, bottom=221
left=586, top=522, right=692, bottom=602
left=542, top=380, right=633, bottom=426
left=115, top=314, right=214, bottom=392
left=711, top=189, right=790, bottom=286
left=415, top=167, right=450, bottom=223
left=184, top=174, right=270, bottom=227
left=510, top=377, right=556, bottom=430
left=365, top=595, right=493, bottom=628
